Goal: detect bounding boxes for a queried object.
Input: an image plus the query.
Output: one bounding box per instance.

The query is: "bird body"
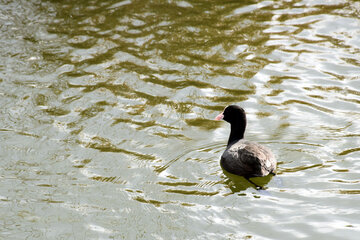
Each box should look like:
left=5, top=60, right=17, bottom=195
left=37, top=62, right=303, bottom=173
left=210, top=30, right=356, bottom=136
left=221, top=139, right=276, bottom=178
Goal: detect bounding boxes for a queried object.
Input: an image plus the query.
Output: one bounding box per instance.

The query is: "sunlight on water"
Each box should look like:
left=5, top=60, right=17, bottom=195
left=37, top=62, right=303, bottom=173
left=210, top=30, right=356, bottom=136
left=0, top=0, right=360, bottom=239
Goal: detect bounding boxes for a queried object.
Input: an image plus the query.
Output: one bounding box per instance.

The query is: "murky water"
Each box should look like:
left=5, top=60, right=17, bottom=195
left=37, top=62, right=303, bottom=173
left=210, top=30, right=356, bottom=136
left=1, top=0, right=360, bottom=239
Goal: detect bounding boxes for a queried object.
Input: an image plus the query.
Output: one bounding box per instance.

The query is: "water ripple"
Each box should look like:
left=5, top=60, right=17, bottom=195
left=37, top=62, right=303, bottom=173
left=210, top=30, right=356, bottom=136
left=1, top=0, right=360, bottom=239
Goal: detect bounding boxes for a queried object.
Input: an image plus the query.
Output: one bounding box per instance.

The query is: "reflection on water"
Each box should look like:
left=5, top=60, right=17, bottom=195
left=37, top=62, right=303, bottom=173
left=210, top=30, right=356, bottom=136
left=1, top=0, right=360, bottom=239
left=222, top=170, right=274, bottom=193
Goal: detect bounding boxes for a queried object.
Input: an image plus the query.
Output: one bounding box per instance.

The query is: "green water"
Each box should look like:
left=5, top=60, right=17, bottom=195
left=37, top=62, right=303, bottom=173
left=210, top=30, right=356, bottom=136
left=1, top=0, right=359, bottom=239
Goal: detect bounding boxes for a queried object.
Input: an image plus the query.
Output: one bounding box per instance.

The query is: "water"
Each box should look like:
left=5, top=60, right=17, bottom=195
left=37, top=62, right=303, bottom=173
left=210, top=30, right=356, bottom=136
left=1, top=0, right=360, bottom=239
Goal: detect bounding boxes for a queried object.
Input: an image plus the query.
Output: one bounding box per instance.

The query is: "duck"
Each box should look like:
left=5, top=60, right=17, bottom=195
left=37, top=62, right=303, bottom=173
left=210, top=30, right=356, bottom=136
left=215, top=105, right=276, bottom=178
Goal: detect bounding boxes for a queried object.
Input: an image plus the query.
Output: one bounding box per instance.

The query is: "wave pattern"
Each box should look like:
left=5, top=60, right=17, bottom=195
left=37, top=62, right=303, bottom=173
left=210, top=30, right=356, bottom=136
left=1, top=0, right=360, bottom=239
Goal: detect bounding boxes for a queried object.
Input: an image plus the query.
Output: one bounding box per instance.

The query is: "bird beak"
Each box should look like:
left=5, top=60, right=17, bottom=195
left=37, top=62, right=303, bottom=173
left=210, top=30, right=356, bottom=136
left=215, top=112, right=224, bottom=121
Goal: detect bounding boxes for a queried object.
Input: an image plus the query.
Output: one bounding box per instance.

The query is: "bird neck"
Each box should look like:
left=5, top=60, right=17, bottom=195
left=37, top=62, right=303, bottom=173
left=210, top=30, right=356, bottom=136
left=227, top=123, right=245, bottom=147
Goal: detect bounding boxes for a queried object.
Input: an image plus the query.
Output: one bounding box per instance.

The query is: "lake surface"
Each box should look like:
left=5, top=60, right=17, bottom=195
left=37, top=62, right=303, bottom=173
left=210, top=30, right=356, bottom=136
left=1, top=0, right=360, bottom=239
